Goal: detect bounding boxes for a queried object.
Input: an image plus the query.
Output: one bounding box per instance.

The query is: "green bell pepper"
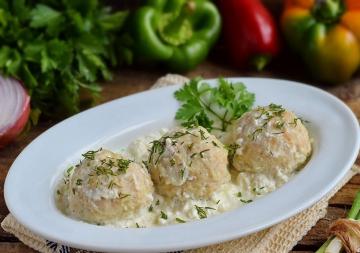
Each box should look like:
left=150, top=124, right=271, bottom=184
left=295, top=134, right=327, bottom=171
left=132, top=0, right=221, bottom=72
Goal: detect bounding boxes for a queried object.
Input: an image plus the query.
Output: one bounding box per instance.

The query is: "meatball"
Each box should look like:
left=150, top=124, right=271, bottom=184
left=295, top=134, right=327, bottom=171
left=230, top=104, right=311, bottom=174
left=65, top=149, right=154, bottom=224
left=148, top=126, right=231, bottom=198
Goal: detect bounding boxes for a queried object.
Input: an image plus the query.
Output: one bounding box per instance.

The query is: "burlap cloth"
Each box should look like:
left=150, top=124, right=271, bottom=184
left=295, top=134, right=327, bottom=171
left=2, top=74, right=359, bottom=253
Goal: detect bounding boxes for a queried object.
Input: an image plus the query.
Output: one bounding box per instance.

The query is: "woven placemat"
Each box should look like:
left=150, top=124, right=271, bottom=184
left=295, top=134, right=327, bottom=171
left=2, top=74, right=359, bottom=253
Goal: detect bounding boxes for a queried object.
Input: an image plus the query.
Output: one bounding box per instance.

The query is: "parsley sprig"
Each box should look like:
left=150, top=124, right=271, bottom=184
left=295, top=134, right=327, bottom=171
left=174, top=78, right=255, bottom=132
left=0, top=1, right=129, bottom=118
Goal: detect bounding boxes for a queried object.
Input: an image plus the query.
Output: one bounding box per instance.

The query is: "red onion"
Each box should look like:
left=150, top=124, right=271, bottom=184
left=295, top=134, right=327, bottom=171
left=0, top=76, right=30, bottom=148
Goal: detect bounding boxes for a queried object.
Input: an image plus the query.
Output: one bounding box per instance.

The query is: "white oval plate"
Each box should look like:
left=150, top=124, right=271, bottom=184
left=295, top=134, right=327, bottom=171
left=5, top=78, right=360, bottom=253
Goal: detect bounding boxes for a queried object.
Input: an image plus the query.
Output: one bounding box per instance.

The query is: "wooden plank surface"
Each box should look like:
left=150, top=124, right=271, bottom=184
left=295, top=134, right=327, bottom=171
left=0, top=58, right=359, bottom=252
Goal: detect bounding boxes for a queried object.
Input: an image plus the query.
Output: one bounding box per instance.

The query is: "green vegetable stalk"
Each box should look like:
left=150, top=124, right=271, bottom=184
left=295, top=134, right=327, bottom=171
left=316, top=190, right=360, bottom=253
left=0, top=0, right=128, bottom=118
left=131, top=0, right=221, bottom=72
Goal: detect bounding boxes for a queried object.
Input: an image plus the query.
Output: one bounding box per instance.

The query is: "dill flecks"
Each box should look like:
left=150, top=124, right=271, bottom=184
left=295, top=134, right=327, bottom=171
left=240, top=199, right=253, bottom=204
left=195, top=205, right=207, bottom=219
left=236, top=192, right=252, bottom=203
left=160, top=211, right=168, bottom=220
left=205, top=206, right=216, bottom=210
left=176, top=218, right=186, bottom=223
left=199, top=149, right=210, bottom=158
left=148, top=139, right=166, bottom=165
left=76, top=179, right=82, bottom=186
left=250, top=128, right=263, bottom=141
left=180, top=168, right=185, bottom=179
left=188, top=143, right=194, bottom=150
left=66, top=166, right=74, bottom=177
left=199, top=128, right=208, bottom=140
left=82, top=148, right=102, bottom=160
left=170, top=159, right=176, bottom=166
left=93, top=166, right=116, bottom=176
left=250, top=104, right=287, bottom=140
left=148, top=130, right=194, bottom=165
left=119, top=194, right=130, bottom=200
left=226, top=144, right=240, bottom=164
left=142, top=160, right=149, bottom=170
left=253, top=186, right=265, bottom=195
left=289, top=117, right=309, bottom=127
left=108, top=180, right=116, bottom=189
left=117, top=158, right=132, bottom=173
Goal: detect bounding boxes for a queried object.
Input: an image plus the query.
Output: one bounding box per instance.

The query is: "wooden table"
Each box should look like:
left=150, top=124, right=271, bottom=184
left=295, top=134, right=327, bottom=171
left=0, top=57, right=359, bottom=252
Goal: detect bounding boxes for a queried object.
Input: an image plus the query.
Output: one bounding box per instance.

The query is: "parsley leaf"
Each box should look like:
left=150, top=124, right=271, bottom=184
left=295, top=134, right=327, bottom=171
left=0, top=1, right=129, bottom=118
left=175, top=78, right=255, bottom=132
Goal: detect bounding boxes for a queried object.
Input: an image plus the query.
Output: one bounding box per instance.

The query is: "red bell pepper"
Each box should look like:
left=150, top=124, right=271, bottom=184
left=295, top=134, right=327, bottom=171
left=218, top=0, right=280, bottom=71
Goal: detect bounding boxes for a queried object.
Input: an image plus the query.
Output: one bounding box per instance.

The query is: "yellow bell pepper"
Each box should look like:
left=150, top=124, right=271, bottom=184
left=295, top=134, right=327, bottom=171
left=281, top=0, right=360, bottom=83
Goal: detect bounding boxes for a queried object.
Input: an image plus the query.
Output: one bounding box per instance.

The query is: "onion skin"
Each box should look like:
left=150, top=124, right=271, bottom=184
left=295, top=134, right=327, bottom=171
left=0, top=80, right=30, bottom=148
left=329, top=218, right=360, bottom=253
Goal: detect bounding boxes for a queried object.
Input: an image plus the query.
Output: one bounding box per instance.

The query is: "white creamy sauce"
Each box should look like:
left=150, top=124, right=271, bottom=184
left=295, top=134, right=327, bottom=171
left=56, top=129, right=296, bottom=228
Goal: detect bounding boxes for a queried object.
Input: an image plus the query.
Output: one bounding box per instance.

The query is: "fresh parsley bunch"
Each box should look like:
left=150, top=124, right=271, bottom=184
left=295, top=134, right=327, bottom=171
left=174, top=78, right=255, bottom=131
left=0, top=0, right=128, bottom=118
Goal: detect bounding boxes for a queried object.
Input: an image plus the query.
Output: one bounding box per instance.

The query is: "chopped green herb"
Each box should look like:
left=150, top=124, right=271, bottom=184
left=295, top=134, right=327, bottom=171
left=180, top=168, right=185, bottom=179
left=272, top=131, right=285, bottom=135
left=82, top=148, right=102, bottom=160
left=205, top=206, right=216, bottom=210
left=66, top=166, right=74, bottom=177
left=289, top=117, right=309, bottom=127
left=117, top=158, right=132, bottom=173
left=250, top=128, right=263, bottom=140
left=190, top=153, right=197, bottom=158
left=199, top=129, right=208, bottom=140
left=251, top=104, right=287, bottom=140
left=227, top=144, right=240, bottom=164
left=236, top=192, right=242, bottom=198
left=148, top=131, right=200, bottom=165
left=240, top=199, right=253, bottom=204
left=119, top=194, right=130, bottom=200
left=170, top=159, right=176, bottom=166
left=188, top=143, right=194, bottom=150
left=93, top=166, right=116, bottom=176
left=216, top=200, right=221, bottom=204
left=108, top=180, right=116, bottom=189
left=136, top=223, right=140, bottom=228
left=148, top=205, right=153, bottom=212
left=57, top=190, right=61, bottom=195
left=176, top=218, right=186, bottom=223
left=156, top=200, right=160, bottom=205
left=212, top=141, right=219, bottom=147
left=199, top=149, right=210, bottom=158
left=274, top=121, right=285, bottom=129
left=76, top=179, right=82, bottom=186
left=195, top=205, right=207, bottom=219
left=160, top=211, right=168, bottom=220
left=253, top=187, right=265, bottom=195
left=142, top=160, right=149, bottom=170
